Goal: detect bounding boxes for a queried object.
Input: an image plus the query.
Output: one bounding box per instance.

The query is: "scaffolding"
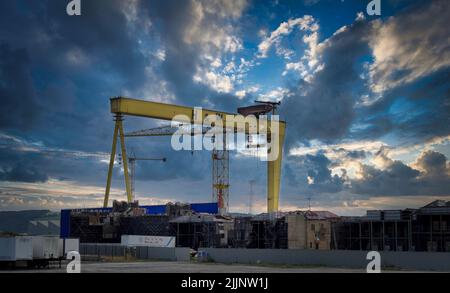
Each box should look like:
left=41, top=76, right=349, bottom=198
left=212, top=149, right=229, bottom=215
left=332, top=202, right=450, bottom=252
left=333, top=219, right=411, bottom=251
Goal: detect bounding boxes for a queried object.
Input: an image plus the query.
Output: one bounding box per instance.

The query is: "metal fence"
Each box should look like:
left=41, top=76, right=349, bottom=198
left=79, top=243, right=190, bottom=262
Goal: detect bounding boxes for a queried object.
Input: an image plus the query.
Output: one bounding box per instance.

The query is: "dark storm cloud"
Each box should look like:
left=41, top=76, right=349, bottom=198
left=355, top=68, right=450, bottom=143
left=339, top=149, right=366, bottom=160
left=352, top=161, right=420, bottom=196
left=285, top=149, right=450, bottom=198
left=280, top=17, right=372, bottom=148
left=0, top=164, right=48, bottom=183
left=0, top=44, right=39, bottom=129
left=416, top=151, right=449, bottom=177
left=353, top=0, right=450, bottom=143
left=0, top=0, right=153, bottom=132
left=0, top=0, right=250, bottom=188
left=352, top=150, right=450, bottom=196
left=0, top=0, right=157, bottom=184
left=0, top=0, right=448, bottom=211
left=285, top=153, right=344, bottom=194
left=0, top=134, right=118, bottom=185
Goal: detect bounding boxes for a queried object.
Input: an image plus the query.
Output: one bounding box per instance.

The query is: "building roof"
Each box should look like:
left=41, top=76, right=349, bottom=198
left=303, top=210, right=339, bottom=220
left=418, top=200, right=450, bottom=215
left=169, top=213, right=233, bottom=223
left=251, top=212, right=289, bottom=221
left=422, top=200, right=450, bottom=208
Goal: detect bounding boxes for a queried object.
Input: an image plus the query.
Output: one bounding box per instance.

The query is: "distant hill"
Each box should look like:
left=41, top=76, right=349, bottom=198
left=0, top=210, right=60, bottom=234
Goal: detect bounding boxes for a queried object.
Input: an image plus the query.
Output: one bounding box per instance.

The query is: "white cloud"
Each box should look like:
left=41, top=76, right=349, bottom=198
left=174, top=0, right=248, bottom=96
left=194, top=70, right=234, bottom=93
left=257, top=15, right=319, bottom=59
left=154, top=49, right=166, bottom=61
left=234, top=86, right=259, bottom=99
left=258, top=87, right=290, bottom=102
left=267, top=16, right=322, bottom=80
left=369, top=0, right=450, bottom=93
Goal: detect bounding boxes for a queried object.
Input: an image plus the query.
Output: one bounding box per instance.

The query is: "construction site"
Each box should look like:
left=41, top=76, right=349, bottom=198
left=59, top=97, right=450, bottom=257
left=1, top=91, right=449, bottom=273
left=61, top=97, right=289, bottom=249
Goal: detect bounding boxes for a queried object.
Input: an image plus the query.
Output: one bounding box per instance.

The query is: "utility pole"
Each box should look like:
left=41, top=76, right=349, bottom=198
left=248, top=180, right=256, bottom=215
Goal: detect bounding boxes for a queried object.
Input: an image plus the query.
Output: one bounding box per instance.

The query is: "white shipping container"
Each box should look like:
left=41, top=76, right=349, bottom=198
left=0, top=236, right=33, bottom=261
left=58, top=238, right=79, bottom=256
left=121, top=235, right=176, bottom=248
left=32, top=236, right=61, bottom=259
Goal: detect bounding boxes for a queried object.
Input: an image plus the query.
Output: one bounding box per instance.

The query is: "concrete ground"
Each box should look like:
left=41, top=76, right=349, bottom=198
left=0, top=260, right=428, bottom=273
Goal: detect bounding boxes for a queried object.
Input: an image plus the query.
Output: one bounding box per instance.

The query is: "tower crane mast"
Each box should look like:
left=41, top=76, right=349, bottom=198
left=127, top=153, right=166, bottom=201
left=125, top=125, right=230, bottom=215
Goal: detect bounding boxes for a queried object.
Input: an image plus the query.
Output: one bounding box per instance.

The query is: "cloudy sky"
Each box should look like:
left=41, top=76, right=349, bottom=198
left=0, top=0, right=449, bottom=215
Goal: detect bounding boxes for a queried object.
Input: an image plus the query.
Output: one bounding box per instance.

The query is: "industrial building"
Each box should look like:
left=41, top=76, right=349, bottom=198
left=170, top=214, right=234, bottom=249
left=60, top=201, right=338, bottom=250
left=411, top=200, right=450, bottom=252
left=332, top=200, right=450, bottom=252
left=286, top=211, right=339, bottom=250
left=62, top=201, right=221, bottom=246
left=60, top=200, right=450, bottom=252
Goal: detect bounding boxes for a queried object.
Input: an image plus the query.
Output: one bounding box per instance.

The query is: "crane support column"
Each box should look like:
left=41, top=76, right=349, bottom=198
left=104, top=117, right=120, bottom=208
left=118, top=118, right=133, bottom=203
left=104, top=114, right=133, bottom=207
left=267, top=122, right=285, bottom=213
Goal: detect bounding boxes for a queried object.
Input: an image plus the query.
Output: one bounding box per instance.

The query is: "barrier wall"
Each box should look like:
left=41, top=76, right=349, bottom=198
left=201, top=248, right=450, bottom=271
left=79, top=244, right=450, bottom=271
left=79, top=243, right=190, bottom=262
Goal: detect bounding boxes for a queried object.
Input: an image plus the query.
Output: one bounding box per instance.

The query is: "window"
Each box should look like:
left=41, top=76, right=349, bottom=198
left=311, top=224, right=315, bottom=231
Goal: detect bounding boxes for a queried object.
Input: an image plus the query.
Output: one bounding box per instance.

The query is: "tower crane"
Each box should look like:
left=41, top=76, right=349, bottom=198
left=128, top=153, right=166, bottom=201
left=125, top=125, right=230, bottom=215
left=117, top=152, right=166, bottom=202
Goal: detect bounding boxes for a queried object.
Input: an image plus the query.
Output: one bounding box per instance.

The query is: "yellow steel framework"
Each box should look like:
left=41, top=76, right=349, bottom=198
left=103, top=97, right=286, bottom=213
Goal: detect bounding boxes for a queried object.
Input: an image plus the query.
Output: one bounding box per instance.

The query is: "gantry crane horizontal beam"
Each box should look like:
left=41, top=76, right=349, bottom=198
left=105, top=97, right=286, bottom=213
left=124, top=125, right=217, bottom=137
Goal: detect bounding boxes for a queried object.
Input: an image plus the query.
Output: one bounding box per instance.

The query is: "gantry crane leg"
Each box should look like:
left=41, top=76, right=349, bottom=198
left=103, top=115, right=133, bottom=207
left=118, top=119, right=133, bottom=203
left=267, top=127, right=285, bottom=212
left=104, top=117, right=119, bottom=208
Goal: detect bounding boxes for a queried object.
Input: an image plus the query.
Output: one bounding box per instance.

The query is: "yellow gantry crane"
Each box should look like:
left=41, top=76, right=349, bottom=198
left=103, top=97, right=286, bottom=213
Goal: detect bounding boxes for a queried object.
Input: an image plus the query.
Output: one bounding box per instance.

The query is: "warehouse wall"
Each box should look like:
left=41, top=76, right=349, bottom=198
left=201, top=248, right=450, bottom=271
left=286, top=214, right=306, bottom=249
